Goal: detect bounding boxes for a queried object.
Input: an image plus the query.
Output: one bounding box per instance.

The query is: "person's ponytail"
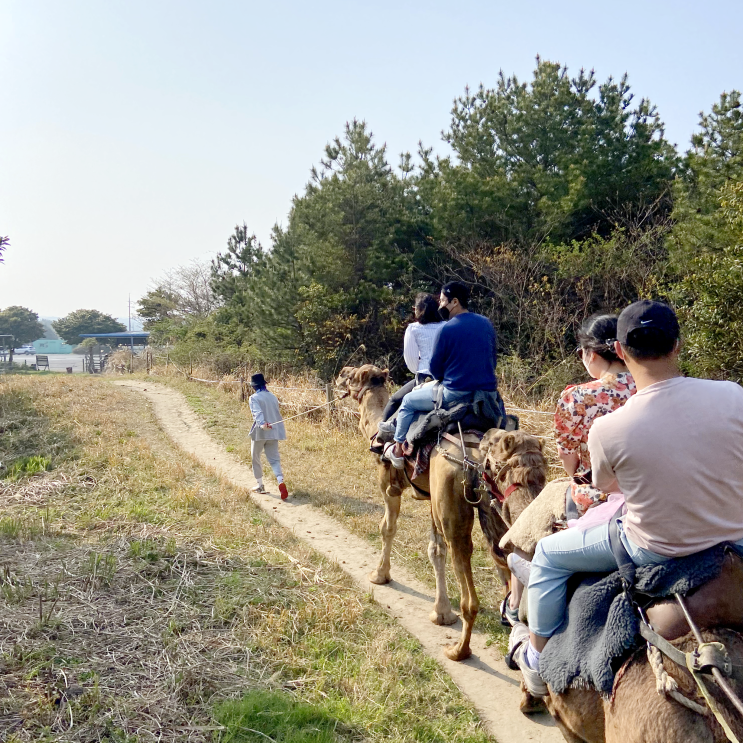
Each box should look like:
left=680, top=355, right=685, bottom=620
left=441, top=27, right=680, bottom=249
left=577, top=314, right=620, bottom=364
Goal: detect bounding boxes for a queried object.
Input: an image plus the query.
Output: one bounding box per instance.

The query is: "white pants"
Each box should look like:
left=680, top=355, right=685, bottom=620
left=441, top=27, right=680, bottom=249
left=251, top=439, right=283, bottom=484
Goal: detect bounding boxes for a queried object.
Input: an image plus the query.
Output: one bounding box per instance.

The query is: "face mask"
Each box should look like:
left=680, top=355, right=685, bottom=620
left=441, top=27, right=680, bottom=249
left=439, top=305, right=450, bottom=321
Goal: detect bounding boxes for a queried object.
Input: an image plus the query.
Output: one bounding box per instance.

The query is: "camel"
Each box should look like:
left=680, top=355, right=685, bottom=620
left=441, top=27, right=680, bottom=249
left=335, top=364, right=547, bottom=661
left=501, top=493, right=743, bottom=740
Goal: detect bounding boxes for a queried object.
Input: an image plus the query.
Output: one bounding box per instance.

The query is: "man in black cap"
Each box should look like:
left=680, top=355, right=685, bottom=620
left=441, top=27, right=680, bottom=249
left=509, top=300, right=743, bottom=698
left=248, top=373, right=289, bottom=500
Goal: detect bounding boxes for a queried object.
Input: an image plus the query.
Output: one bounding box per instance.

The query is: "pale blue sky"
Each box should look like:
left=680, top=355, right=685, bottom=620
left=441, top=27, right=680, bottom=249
left=1, top=0, right=741, bottom=318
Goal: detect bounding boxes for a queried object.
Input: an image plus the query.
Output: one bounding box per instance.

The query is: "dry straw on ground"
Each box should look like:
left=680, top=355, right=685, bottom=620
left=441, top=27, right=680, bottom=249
left=0, top=375, right=490, bottom=743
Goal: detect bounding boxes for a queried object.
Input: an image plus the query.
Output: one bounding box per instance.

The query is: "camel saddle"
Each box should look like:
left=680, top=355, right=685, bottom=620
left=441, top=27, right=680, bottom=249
left=376, top=388, right=515, bottom=448
left=538, top=543, right=743, bottom=695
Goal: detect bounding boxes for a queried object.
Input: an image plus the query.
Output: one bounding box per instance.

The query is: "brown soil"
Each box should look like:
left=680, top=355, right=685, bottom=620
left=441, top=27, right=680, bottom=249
left=114, top=380, right=562, bottom=743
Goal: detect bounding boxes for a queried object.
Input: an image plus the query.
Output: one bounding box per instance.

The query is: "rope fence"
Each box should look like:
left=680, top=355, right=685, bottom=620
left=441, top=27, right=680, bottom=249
left=507, top=406, right=554, bottom=416
left=150, top=362, right=557, bottom=441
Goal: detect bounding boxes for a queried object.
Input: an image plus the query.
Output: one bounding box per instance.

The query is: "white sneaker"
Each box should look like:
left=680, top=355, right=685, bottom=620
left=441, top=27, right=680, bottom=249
left=251, top=484, right=267, bottom=494
left=507, top=553, right=532, bottom=586
left=509, top=623, right=548, bottom=697
left=383, top=442, right=406, bottom=470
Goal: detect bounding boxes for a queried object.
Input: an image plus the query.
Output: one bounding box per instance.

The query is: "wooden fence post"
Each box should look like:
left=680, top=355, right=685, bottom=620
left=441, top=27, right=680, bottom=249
left=325, top=382, right=333, bottom=424
left=240, top=376, right=246, bottom=403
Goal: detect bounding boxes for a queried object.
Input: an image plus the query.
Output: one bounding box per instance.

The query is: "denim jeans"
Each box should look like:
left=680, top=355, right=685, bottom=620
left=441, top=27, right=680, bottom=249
left=528, top=519, right=676, bottom=638
left=393, top=381, right=471, bottom=444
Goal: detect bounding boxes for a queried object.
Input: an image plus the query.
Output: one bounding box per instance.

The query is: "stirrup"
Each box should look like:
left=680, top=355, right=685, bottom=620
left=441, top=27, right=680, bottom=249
left=500, top=592, right=519, bottom=627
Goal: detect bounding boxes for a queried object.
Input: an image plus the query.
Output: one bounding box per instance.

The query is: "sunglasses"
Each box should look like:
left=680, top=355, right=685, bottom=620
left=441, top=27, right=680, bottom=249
left=575, top=346, right=586, bottom=360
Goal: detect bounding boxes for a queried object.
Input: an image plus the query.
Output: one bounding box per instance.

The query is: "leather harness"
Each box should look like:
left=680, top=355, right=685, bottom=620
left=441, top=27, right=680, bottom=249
left=439, top=431, right=525, bottom=505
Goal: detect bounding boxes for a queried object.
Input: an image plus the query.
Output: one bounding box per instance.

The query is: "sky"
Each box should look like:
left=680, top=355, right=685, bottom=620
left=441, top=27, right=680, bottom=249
left=1, top=0, right=741, bottom=319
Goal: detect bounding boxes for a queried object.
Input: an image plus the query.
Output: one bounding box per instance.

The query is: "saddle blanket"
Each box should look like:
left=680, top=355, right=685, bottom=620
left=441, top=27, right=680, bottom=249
left=539, top=543, right=743, bottom=695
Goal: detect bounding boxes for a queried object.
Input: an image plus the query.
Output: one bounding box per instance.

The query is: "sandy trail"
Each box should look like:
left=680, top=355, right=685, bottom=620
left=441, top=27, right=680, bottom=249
left=115, top=380, right=561, bottom=743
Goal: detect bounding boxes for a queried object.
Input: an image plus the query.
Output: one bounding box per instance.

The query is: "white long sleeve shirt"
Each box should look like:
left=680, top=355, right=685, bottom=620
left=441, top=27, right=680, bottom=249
left=403, top=321, right=445, bottom=376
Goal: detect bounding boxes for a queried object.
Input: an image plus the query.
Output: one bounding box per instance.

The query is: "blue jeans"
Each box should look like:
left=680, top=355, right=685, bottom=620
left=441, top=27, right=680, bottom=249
left=393, top=382, right=471, bottom=444
left=528, top=519, right=678, bottom=638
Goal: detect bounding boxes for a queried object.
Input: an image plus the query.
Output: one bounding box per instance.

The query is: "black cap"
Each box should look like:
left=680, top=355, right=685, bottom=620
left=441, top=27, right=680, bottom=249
left=250, top=373, right=267, bottom=388
left=617, top=301, right=680, bottom=345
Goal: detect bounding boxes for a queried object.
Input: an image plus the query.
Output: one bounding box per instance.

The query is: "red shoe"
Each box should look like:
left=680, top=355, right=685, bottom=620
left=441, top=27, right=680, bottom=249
left=279, top=482, right=289, bottom=500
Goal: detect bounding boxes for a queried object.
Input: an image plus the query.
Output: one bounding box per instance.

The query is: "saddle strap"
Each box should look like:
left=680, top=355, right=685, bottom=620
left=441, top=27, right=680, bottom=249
left=441, top=432, right=480, bottom=449
left=639, top=622, right=687, bottom=667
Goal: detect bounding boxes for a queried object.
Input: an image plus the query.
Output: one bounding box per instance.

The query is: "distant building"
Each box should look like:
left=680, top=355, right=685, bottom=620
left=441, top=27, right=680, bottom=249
left=33, top=338, right=73, bottom=354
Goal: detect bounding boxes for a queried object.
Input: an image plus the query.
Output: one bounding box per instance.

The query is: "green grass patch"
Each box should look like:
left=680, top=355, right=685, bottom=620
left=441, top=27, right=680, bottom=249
left=3, top=454, right=52, bottom=480
left=216, top=690, right=352, bottom=743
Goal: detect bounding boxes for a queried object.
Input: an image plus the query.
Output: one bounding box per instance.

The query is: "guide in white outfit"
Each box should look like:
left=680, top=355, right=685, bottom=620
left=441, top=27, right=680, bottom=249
left=248, top=373, right=289, bottom=500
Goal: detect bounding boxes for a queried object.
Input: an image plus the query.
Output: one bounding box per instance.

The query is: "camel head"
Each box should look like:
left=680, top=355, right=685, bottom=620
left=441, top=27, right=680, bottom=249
left=335, top=364, right=389, bottom=403
left=479, top=429, right=548, bottom=527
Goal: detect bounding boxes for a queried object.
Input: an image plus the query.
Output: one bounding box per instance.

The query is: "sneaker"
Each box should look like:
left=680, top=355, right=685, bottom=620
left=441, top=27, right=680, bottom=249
left=507, top=553, right=532, bottom=586
left=508, top=623, right=548, bottom=697
left=377, top=421, right=396, bottom=435
left=251, top=484, right=267, bottom=494
left=383, top=442, right=406, bottom=470
left=279, top=482, right=289, bottom=500
left=500, top=593, right=520, bottom=627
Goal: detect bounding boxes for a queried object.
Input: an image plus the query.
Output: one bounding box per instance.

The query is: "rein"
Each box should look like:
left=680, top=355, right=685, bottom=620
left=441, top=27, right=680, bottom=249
left=436, top=430, right=526, bottom=508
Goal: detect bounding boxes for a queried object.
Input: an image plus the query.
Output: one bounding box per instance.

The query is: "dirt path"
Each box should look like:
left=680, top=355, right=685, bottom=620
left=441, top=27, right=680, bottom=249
left=115, top=380, right=561, bottom=743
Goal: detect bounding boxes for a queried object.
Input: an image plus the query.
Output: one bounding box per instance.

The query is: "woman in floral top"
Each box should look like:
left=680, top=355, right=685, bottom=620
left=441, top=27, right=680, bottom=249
left=555, top=314, right=636, bottom=514
left=502, top=314, right=635, bottom=628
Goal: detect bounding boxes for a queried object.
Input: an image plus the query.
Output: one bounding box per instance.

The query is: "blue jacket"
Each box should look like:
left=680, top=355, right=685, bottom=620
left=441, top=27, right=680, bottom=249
left=429, top=312, right=497, bottom=392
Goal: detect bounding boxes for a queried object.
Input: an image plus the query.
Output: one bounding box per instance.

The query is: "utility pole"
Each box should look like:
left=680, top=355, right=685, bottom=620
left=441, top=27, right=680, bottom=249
left=128, top=294, right=131, bottom=331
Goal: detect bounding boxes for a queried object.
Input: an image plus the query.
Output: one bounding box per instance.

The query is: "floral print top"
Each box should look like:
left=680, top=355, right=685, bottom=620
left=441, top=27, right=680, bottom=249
left=554, top=371, right=636, bottom=514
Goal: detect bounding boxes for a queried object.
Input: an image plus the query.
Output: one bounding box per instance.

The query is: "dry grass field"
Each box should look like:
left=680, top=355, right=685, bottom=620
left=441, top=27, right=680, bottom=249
left=147, top=367, right=564, bottom=655
left=0, top=375, right=493, bottom=743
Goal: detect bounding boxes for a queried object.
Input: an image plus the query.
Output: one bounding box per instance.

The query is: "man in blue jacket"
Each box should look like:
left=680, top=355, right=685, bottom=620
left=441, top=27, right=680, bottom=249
left=385, top=281, right=499, bottom=468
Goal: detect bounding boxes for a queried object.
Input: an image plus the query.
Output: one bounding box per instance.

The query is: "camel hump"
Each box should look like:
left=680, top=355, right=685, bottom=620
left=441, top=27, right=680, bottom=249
left=647, top=550, right=743, bottom=640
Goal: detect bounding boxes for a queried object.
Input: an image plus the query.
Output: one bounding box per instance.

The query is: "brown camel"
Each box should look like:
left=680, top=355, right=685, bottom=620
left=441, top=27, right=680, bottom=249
left=335, top=364, right=547, bottom=661
left=530, top=548, right=743, bottom=741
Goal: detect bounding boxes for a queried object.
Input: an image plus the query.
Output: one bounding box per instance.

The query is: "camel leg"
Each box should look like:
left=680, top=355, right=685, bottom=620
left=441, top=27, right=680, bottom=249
left=369, top=467, right=402, bottom=585
left=444, top=528, right=478, bottom=661
left=428, top=522, right=458, bottom=626
left=433, top=490, right=477, bottom=661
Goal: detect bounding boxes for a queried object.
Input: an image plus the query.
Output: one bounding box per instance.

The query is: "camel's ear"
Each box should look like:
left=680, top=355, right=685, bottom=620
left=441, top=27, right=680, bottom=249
left=479, top=429, right=506, bottom=459
left=337, top=366, right=354, bottom=384
left=381, top=368, right=389, bottom=382
left=495, top=432, right=518, bottom=459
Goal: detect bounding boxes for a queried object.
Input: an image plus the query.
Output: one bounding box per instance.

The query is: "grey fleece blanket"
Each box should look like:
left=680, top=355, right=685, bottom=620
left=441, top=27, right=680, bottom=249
left=539, top=543, right=743, bottom=695
left=406, top=388, right=508, bottom=445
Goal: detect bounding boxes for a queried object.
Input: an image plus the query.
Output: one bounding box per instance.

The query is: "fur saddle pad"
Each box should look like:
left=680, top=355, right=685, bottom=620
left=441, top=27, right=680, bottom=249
left=540, top=543, right=743, bottom=695
left=405, top=388, right=512, bottom=445
left=499, top=478, right=570, bottom=555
